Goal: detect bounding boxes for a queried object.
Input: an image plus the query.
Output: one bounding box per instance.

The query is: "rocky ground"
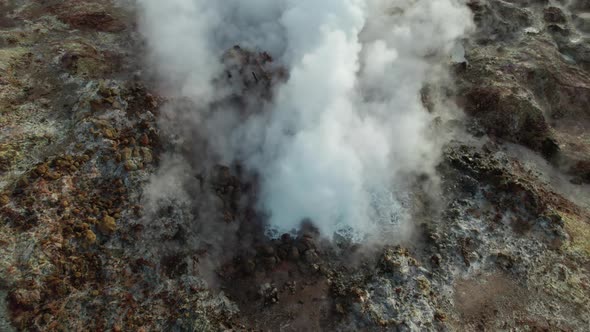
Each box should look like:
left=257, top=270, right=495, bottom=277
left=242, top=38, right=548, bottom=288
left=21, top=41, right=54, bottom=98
left=0, top=0, right=589, bottom=331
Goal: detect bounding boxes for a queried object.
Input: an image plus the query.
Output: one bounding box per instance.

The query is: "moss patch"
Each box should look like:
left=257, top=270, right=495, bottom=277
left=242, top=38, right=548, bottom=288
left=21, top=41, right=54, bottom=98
left=561, top=212, right=590, bottom=257
left=0, top=47, right=27, bottom=71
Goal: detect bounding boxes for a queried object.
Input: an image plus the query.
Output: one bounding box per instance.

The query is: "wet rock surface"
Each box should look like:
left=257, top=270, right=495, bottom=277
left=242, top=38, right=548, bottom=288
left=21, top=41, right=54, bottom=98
left=0, top=0, right=589, bottom=331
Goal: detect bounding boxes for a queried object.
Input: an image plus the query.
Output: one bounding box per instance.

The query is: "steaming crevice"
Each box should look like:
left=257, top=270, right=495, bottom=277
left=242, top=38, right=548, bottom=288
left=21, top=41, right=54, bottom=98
left=138, top=0, right=474, bottom=240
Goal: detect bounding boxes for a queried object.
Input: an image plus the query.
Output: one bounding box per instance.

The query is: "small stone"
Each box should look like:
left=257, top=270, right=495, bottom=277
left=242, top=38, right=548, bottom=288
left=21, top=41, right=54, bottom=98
left=544, top=7, right=566, bottom=24
left=0, top=195, right=9, bottom=206
left=124, top=160, right=137, bottom=171
left=141, top=148, right=153, bottom=163
left=17, top=177, right=29, bottom=187
left=289, top=246, right=300, bottom=261
left=259, top=283, right=279, bottom=305
left=140, top=133, right=150, bottom=146
left=121, top=147, right=132, bottom=160
left=103, top=128, right=116, bottom=139
left=10, top=289, right=41, bottom=308
left=36, top=163, right=48, bottom=175
left=431, top=254, right=441, bottom=266
left=494, top=252, right=515, bottom=270
left=46, top=172, right=61, bottom=180
left=434, top=311, right=447, bottom=322
left=98, top=215, right=116, bottom=234
left=416, top=276, right=431, bottom=292
left=85, top=229, right=97, bottom=244
left=304, top=249, right=319, bottom=263
left=263, top=256, right=277, bottom=267
left=243, top=258, right=256, bottom=274
left=261, top=245, right=275, bottom=256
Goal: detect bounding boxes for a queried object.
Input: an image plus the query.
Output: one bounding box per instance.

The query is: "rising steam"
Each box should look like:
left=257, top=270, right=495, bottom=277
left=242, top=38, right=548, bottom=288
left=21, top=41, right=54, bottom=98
left=138, top=0, right=473, bottom=240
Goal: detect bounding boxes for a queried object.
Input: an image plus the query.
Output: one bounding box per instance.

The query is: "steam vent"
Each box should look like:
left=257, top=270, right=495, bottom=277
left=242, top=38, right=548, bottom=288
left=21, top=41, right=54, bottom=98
left=1, top=0, right=590, bottom=331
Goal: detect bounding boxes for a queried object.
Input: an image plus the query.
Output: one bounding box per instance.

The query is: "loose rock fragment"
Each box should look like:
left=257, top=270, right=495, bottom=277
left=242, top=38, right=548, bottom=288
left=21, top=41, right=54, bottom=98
left=98, top=215, right=116, bottom=234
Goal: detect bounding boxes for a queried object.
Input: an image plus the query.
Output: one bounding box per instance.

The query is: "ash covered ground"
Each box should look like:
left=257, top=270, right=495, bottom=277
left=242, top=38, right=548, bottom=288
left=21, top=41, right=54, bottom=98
left=0, top=0, right=589, bottom=331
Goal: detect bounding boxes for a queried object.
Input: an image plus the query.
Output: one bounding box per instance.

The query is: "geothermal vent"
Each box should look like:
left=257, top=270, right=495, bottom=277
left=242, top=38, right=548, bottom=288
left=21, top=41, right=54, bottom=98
left=1, top=0, right=590, bottom=331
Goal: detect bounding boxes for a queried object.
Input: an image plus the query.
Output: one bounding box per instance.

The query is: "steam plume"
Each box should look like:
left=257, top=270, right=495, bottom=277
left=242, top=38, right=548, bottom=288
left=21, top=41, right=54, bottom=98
left=138, top=0, right=473, bottom=240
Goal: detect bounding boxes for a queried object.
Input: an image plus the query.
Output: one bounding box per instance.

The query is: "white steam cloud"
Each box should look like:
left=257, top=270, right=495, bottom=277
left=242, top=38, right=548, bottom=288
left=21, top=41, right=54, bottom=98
left=138, top=0, right=473, bottom=240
